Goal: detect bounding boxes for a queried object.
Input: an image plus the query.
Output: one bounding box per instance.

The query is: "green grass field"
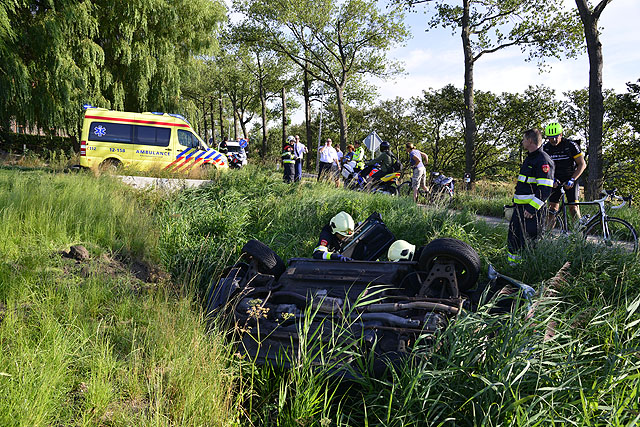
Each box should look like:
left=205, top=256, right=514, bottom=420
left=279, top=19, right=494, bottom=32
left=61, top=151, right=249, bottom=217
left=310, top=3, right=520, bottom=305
left=1, top=164, right=639, bottom=425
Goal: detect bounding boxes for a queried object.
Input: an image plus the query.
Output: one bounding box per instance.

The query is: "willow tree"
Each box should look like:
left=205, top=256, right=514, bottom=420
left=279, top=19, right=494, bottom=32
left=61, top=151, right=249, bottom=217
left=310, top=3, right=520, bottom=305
left=0, top=0, right=102, bottom=134
left=397, top=0, right=583, bottom=182
left=238, top=0, right=407, bottom=150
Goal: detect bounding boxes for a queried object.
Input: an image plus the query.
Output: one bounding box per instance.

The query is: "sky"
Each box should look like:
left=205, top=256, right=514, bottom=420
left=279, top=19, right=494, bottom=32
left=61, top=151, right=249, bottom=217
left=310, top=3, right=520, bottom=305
left=226, top=0, right=640, bottom=125
left=372, top=0, right=640, bottom=103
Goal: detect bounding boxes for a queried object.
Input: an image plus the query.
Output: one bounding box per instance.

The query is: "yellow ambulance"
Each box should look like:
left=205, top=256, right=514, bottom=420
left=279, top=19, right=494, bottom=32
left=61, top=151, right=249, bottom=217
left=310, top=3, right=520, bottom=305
left=79, top=107, right=228, bottom=171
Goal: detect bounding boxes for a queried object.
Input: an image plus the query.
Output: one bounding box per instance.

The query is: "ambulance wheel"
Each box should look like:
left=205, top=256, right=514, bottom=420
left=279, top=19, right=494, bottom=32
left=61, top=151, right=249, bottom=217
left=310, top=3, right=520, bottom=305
left=99, top=158, right=121, bottom=172
left=241, top=240, right=286, bottom=279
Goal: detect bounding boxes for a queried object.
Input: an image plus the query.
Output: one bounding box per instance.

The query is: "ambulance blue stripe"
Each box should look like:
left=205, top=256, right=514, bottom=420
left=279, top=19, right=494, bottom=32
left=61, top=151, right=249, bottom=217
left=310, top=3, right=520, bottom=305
left=184, top=149, right=197, bottom=160
left=177, top=148, right=191, bottom=158
left=193, top=151, right=206, bottom=161
left=212, top=154, right=221, bottom=161
left=203, top=150, right=216, bottom=160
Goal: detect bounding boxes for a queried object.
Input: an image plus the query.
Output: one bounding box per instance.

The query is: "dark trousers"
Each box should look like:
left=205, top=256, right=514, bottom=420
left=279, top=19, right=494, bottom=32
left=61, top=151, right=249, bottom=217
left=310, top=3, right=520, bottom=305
left=318, top=161, right=333, bottom=181
left=283, top=163, right=295, bottom=183
left=507, top=205, right=544, bottom=256
left=294, top=159, right=303, bottom=182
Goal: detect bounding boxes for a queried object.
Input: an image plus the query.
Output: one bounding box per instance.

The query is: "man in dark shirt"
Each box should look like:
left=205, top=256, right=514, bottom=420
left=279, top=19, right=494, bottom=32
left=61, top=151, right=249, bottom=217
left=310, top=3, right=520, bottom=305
left=543, top=122, right=586, bottom=220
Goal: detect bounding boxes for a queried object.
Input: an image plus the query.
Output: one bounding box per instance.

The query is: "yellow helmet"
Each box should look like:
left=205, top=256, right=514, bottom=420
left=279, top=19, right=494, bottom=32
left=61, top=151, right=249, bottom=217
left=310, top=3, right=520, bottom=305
left=330, top=211, right=355, bottom=237
left=388, top=240, right=415, bottom=262
left=544, top=122, right=563, bottom=137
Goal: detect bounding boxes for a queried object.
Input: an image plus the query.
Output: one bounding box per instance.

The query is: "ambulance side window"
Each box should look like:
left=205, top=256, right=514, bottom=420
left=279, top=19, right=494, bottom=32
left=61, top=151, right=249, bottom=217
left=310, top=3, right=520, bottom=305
left=178, top=129, right=200, bottom=149
left=135, top=125, right=170, bottom=147
left=88, top=122, right=132, bottom=144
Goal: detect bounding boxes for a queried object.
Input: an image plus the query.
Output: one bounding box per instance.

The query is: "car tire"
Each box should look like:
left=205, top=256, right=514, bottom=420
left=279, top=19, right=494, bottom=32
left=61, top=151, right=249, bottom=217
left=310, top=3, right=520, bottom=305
left=418, top=238, right=481, bottom=292
left=241, top=239, right=286, bottom=278
left=99, top=158, right=121, bottom=172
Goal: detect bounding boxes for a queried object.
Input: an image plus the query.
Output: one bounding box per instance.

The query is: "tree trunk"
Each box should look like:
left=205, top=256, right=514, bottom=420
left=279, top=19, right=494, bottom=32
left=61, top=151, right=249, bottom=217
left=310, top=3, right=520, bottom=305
left=335, top=84, right=348, bottom=152
left=218, top=93, right=224, bottom=140
left=233, top=107, right=239, bottom=141
left=304, top=68, right=313, bottom=172
left=576, top=0, right=611, bottom=200
left=282, top=87, right=287, bottom=147
left=461, top=0, right=477, bottom=184
left=202, top=98, right=208, bottom=141
left=209, top=98, right=216, bottom=146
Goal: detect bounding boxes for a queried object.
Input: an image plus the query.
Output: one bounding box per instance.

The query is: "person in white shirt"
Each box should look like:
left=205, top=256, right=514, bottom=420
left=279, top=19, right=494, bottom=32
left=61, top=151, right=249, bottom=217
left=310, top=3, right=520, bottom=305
left=318, top=138, right=339, bottom=181
left=294, top=135, right=308, bottom=182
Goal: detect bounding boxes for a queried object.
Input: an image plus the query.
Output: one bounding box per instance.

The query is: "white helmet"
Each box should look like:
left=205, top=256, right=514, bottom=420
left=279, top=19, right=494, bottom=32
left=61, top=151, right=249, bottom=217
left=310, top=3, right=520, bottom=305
left=330, top=211, right=355, bottom=237
left=287, top=135, right=295, bottom=142
left=388, top=240, right=415, bottom=262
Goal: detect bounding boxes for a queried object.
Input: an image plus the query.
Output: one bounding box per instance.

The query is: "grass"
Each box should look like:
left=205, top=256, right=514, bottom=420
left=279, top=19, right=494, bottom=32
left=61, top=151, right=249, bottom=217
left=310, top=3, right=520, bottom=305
left=1, top=163, right=639, bottom=425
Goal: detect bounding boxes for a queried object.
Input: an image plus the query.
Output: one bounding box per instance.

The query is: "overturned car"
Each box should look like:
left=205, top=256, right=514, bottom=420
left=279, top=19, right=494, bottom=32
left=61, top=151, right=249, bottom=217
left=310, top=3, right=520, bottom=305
left=205, top=213, right=532, bottom=376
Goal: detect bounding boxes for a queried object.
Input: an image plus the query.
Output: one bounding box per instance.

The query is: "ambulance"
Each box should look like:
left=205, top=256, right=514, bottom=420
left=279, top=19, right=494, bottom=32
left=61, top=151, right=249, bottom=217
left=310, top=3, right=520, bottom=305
left=79, top=107, right=228, bottom=171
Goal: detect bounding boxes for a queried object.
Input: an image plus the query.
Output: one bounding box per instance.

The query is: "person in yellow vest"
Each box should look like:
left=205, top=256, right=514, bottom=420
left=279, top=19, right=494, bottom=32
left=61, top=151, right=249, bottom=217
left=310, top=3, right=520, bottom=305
left=352, top=140, right=366, bottom=172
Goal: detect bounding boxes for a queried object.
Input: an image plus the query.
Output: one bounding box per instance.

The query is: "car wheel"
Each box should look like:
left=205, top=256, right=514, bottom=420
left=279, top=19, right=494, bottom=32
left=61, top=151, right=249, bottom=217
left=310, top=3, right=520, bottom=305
left=241, top=239, right=286, bottom=278
left=418, top=238, right=481, bottom=292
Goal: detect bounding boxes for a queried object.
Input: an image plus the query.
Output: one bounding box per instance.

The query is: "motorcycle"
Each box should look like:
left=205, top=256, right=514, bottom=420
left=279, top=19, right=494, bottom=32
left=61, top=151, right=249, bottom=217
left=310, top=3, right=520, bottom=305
left=227, top=150, right=247, bottom=169
left=344, top=161, right=402, bottom=195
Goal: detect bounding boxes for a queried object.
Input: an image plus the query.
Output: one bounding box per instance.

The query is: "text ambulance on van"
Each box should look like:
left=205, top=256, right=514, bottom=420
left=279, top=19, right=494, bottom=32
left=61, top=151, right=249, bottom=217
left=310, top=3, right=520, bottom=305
left=80, top=107, right=228, bottom=171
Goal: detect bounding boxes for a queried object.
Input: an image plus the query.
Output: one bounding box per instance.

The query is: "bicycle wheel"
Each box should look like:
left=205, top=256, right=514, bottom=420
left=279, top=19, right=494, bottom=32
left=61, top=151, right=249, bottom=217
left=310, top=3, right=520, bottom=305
left=582, top=217, right=638, bottom=253
left=397, top=181, right=412, bottom=198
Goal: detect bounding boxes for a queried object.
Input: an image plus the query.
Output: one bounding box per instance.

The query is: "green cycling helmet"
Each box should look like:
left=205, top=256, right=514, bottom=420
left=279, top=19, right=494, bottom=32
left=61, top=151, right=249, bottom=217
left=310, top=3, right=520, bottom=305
left=544, top=122, right=563, bottom=137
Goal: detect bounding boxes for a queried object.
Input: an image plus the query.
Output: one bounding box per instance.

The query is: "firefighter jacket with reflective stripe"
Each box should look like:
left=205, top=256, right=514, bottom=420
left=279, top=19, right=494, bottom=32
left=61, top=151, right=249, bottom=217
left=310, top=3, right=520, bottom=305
left=353, top=146, right=366, bottom=169
left=514, top=148, right=555, bottom=214
left=281, top=143, right=295, bottom=164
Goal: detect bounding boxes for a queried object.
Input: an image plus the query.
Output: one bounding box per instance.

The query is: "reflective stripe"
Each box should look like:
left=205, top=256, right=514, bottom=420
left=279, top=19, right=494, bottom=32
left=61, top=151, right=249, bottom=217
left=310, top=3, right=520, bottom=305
left=536, top=178, right=554, bottom=187
left=530, top=197, right=544, bottom=210
left=518, top=175, right=537, bottom=183
left=507, top=252, right=522, bottom=264
left=283, top=160, right=295, bottom=164
left=573, top=153, right=584, bottom=159
left=514, top=194, right=534, bottom=202
left=323, top=252, right=332, bottom=260
left=314, top=245, right=328, bottom=253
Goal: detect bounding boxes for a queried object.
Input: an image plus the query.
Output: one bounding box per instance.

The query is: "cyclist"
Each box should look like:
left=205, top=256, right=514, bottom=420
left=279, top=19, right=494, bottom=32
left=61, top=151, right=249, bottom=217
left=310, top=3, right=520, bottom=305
left=507, top=129, right=555, bottom=265
left=543, top=122, right=586, bottom=222
left=313, top=211, right=355, bottom=261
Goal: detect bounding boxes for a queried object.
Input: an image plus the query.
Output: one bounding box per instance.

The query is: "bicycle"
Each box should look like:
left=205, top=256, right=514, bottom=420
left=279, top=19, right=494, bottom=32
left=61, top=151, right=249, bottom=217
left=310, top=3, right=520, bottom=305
left=398, top=172, right=454, bottom=204
left=546, top=184, right=638, bottom=253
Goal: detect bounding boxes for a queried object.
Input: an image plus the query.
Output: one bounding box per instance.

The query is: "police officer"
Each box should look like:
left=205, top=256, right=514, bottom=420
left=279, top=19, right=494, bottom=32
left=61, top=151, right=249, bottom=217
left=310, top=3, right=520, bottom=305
left=507, top=129, right=555, bottom=264
left=352, top=140, right=366, bottom=172
left=282, top=135, right=296, bottom=183
left=313, top=211, right=354, bottom=261
left=543, top=121, right=586, bottom=221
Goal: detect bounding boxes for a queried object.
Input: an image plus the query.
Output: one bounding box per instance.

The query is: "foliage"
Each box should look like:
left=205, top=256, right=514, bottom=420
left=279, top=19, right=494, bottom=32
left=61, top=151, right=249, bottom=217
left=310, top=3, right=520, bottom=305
left=0, top=0, right=227, bottom=137
left=237, top=0, right=408, bottom=148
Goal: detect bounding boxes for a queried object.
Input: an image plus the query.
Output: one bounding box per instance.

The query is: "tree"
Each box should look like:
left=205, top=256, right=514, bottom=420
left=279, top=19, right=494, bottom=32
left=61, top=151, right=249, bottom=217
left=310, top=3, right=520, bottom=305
left=396, top=0, right=582, bottom=183
left=574, top=0, right=614, bottom=200
left=238, top=0, right=408, bottom=150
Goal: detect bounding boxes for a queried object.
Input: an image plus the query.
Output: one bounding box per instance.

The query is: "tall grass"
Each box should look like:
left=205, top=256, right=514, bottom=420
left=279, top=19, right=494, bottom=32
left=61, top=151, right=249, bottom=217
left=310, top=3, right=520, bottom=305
left=0, top=169, right=242, bottom=425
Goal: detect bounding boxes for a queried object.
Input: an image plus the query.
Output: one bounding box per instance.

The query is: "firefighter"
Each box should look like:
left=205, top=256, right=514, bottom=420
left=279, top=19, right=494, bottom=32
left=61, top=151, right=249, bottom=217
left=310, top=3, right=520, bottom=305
left=387, top=240, right=416, bottom=262
left=282, top=135, right=296, bottom=183
left=507, top=129, right=555, bottom=265
left=313, top=211, right=355, bottom=261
